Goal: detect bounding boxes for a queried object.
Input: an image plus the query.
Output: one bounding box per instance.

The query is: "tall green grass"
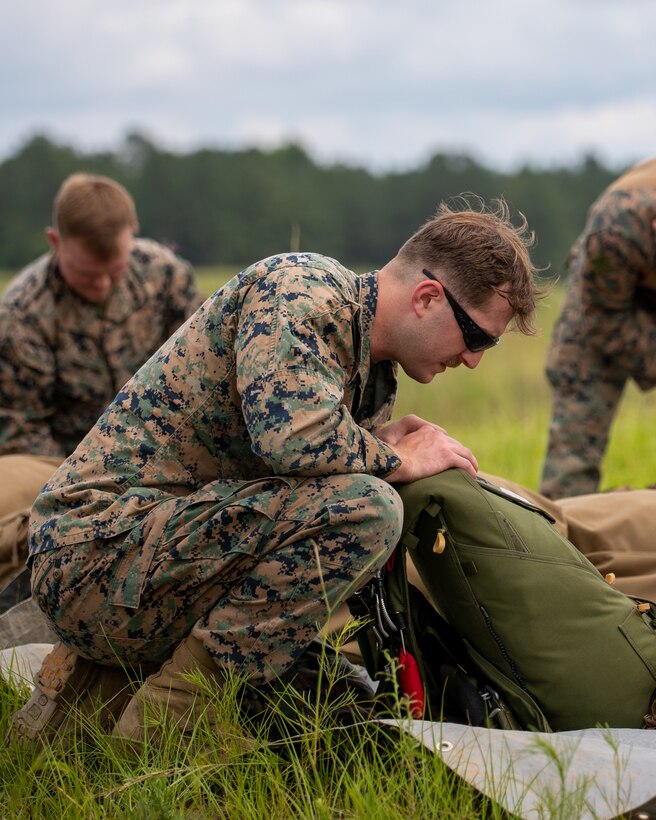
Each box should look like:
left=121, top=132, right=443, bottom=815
left=0, top=626, right=635, bottom=818
left=0, top=638, right=509, bottom=819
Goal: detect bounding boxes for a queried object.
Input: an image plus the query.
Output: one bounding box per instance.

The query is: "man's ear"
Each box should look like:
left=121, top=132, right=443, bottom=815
left=45, top=227, right=59, bottom=253
left=412, top=278, right=442, bottom=316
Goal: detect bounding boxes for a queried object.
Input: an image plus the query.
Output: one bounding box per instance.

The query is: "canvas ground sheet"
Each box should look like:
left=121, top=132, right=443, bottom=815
left=382, top=718, right=656, bottom=819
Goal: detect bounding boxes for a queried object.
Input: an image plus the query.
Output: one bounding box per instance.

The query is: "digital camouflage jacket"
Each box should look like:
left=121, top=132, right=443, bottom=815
left=0, top=238, right=202, bottom=458
left=30, top=253, right=400, bottom=554
left=566, top=157, right=656, bottom=389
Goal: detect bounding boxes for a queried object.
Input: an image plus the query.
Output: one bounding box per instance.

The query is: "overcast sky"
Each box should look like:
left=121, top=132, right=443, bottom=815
left=2, top=0, right=655, bottom=173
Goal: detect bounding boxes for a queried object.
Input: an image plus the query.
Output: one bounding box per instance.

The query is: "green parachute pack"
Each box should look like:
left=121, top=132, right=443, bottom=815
left=351, top=469, right=656, bottom=731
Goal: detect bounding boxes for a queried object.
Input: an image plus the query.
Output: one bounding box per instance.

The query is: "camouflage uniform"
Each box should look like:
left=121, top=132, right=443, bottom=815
left=0, top=239, right=202, bottom=606
left=541, top=159, right=656, bottom=498
left=28, top=253, right=404, bottom=684
left=0, top=238, right=202, bottom=458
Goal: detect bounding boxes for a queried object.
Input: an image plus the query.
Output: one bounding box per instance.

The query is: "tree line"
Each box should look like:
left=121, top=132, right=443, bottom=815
left=0, top=132, right=625, bottom=276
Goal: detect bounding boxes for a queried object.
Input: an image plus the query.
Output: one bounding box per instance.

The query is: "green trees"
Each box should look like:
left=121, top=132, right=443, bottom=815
left=0, top=132, right=622, bottom=275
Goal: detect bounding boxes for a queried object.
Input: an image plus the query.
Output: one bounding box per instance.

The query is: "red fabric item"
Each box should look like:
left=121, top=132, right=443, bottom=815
left=398, top=648, right=425, bottom=718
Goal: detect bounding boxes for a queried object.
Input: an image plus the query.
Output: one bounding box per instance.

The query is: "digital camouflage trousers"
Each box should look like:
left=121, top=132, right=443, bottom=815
left=541, top=302, right=630, bottom=499
left=31, top=473, right=403, bottom=684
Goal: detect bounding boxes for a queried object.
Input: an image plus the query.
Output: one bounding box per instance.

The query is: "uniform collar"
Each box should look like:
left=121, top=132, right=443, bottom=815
left=355, top=269, right=379, bottom=364
left=353, top=270, right=398, bottom=422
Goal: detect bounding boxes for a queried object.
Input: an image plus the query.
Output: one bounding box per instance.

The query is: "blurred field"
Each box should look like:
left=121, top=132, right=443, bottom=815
left=194, top=265, right=240, bottom=297
left=1, top=265, right=654, bottom=492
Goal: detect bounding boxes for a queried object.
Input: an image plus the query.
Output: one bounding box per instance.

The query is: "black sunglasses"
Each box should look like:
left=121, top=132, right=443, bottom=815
left=422, top=269, right=500, bottom=353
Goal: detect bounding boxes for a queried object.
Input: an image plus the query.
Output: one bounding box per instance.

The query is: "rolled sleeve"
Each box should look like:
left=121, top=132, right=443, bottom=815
left=235, top=264, right=400, bottom=478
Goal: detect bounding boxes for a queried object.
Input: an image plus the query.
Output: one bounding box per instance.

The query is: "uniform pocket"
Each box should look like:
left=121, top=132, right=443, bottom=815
left=159, top=477, right=302, bottom=558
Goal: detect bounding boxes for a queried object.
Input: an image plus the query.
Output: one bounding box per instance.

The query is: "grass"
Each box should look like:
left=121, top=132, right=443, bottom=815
left=0, top=637, right=508, bottom=819
left=0, top=631, right=637, bottom=818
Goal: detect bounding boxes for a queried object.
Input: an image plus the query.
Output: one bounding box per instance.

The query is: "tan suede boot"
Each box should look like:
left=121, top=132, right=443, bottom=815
left=6, top=641, right=141, bottom=747
left=112, top=634, right=234, bottom=745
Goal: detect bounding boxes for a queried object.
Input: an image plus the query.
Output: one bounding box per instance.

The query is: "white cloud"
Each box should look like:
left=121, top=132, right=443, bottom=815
left=1, top=0, right=655, bottom=170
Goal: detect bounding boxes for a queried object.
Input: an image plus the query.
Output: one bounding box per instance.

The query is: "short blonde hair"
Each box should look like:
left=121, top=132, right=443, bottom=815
left=53, top=173, right=139, bottom=259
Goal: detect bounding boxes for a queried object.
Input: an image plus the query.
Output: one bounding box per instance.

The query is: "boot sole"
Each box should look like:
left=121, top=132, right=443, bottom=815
left=6, top=642, right=136, bottom=746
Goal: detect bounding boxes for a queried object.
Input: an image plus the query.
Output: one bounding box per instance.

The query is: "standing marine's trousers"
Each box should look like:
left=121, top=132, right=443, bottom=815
left=31, top=473, right=403, bottom=683
left=541, top=289, right=629, bottom=499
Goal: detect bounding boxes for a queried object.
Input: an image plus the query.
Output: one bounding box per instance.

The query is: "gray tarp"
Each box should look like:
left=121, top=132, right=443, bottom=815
left=0, top=642, right=52, bottom=690
left=383, top=718, right=656, bottom=819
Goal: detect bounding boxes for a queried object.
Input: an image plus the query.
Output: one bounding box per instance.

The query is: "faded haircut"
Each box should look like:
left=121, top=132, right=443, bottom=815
left=397, top=195, right=543, bottom=335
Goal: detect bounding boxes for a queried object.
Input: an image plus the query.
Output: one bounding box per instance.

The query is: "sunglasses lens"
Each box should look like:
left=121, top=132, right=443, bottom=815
left=422, top=270, right=500, bottom=353
left=465, top=333, right=499, bottom=353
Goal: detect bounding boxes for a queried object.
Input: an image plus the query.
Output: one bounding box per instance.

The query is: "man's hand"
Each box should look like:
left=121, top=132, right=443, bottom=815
left=377, top=415, right=478, bottom=484
left=374, top=414, right=446, bottom=446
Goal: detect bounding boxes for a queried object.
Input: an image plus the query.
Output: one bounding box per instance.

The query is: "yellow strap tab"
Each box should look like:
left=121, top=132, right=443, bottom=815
left=433, top=530, right=446, bottom=554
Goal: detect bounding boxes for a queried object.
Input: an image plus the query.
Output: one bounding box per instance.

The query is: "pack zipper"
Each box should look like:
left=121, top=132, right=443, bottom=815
left=480, top=605, right=527, bottom=691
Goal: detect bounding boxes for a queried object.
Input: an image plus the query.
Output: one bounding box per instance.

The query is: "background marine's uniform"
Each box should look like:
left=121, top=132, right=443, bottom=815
left=541, top=158, right=656, bottom=499
left=0, top=237, right=202, bottom=458
left=0, top=238, right=202, bottom=600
